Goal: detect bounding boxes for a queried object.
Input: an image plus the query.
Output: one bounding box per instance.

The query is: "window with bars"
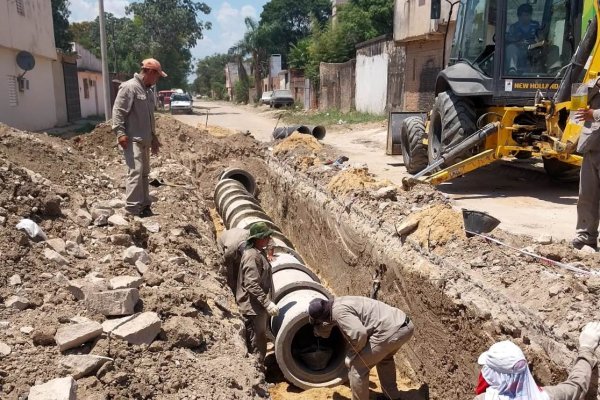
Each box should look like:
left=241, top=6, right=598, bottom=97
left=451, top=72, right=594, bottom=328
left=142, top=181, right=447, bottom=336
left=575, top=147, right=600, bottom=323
left=83, top=78, right=90, bottom=99
left=16, top=0, right=25, bottom=16
left=8, top=76, right=18, bottom=107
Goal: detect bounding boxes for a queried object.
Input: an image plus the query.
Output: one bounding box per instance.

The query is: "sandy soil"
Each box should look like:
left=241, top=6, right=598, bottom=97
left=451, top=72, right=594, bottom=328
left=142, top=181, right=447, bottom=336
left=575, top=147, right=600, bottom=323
left=176, top=102, right=579, bottom=241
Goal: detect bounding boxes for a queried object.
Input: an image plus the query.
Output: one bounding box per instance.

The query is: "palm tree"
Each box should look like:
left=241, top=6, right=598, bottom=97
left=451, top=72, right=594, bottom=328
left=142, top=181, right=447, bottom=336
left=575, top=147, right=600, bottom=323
left=228, top=17, right=267, bottom=99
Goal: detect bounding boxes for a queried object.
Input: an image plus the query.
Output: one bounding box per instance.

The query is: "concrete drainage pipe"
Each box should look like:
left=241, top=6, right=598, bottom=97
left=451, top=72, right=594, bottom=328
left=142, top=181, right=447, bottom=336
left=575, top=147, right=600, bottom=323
left=215, top=169, right=348, bottom=389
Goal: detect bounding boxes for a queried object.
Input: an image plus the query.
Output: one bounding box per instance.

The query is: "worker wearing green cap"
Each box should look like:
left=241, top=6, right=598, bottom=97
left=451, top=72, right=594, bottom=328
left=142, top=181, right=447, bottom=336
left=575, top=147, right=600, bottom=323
left=236, top=222, right=279, bottom=363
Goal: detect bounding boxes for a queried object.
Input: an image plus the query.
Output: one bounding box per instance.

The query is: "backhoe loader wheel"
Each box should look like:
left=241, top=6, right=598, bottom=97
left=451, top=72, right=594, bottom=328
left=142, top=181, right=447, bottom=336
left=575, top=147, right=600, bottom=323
left=400, top=117, right=428, bottom=174
left=543, top=157, right=580, bottom=183
left=428, top=91, right=477, bottom=166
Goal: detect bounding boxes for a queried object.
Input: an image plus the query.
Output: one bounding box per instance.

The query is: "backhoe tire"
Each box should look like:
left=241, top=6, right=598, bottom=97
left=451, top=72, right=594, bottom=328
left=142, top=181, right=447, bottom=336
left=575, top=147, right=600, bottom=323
left=400, top=117, right=428, bottom=174
left=543, top=157, right=580, bottom=183
left=428, top=91, right=477, bottom=166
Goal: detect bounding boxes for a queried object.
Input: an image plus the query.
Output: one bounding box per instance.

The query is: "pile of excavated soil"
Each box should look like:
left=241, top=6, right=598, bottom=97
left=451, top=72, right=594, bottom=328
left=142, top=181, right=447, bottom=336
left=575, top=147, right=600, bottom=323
left=327, top=166, right=390, bottom=196
left=195, top=123, right=236, bottom=137
left=273, top=132, right=322, bottom=156
left=0, top=119, right=269, bottom=399
left=403, top=204, right=465, bottom=247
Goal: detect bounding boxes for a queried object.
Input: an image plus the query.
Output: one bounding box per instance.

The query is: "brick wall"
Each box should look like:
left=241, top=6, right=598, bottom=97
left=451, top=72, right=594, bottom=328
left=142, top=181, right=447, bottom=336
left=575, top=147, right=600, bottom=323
left=319, top=60, right=356, bottom=112
left=403, top=39, right=443, bottom=112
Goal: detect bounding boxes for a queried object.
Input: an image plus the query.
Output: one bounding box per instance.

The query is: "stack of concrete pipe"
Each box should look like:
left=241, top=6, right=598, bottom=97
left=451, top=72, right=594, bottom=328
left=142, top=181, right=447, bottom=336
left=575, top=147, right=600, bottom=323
left=214, top=168, right=347, bottom=389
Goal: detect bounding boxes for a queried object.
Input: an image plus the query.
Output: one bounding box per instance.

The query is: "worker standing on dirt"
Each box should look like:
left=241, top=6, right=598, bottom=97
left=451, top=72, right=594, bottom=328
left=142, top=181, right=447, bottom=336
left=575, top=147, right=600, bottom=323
left=112, top=58, right=166, bottom=217
left=474, top=322, right=600, bottom=399
left=308, top=296, right=414, bottom=400
left=217, top=227, right=249, bottom=292
left=573, top=101, right=600, bottom=251
left=237, top=222, right=279, bottom=363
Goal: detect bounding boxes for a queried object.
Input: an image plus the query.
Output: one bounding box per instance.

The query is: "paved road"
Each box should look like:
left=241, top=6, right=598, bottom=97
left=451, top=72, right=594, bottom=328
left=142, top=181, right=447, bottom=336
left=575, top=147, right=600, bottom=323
left=175, top=101, right=578, bottom=241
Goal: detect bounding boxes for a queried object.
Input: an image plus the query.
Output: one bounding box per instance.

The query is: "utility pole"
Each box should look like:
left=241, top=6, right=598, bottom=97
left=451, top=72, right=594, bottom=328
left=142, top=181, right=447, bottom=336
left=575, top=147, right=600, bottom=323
left=99, top=0, right=112, bottom=120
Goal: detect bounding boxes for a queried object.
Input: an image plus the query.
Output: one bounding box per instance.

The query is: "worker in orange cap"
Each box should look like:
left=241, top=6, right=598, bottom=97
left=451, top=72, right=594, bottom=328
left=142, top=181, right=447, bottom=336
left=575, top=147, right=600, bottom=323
left=112, top=58, right=167, bottom=217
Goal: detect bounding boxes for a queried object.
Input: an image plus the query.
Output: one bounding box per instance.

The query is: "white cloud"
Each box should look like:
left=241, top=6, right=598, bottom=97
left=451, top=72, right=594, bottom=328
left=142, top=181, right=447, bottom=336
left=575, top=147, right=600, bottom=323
left=69, top=0, right=130, bottom=22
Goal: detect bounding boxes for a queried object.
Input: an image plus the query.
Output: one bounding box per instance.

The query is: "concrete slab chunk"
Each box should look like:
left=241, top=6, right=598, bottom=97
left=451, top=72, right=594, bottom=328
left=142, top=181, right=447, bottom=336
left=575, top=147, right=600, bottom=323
left=60, top=354, right=113, bottom=379
left=44, top=248, right=69, bottom=266
left=108, top=214, right=129, bottom=226
left=28, top=376, right=77, bottom=400
left=112, top=312, right=161, bottom=345
left=46, top=238, right=67, bottom=255
left=108, top=276, right=143, bottom=290
left=102, top=315, right=137, bottom=333
left=5, top=295, right=30, bottom=310
left=85, top=289, right=139, bottom=316
left=9, top=274, right=21, bottom=286
left=123, top=246, right=150, bottom=265
left=55, top=321, right=102, bottom=352
left=0, top=341, right=11, bottom=357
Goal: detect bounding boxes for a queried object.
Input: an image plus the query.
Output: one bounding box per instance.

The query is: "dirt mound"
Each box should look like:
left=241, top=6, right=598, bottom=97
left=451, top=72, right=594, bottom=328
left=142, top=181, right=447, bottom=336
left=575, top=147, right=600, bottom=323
left=196, top=123, right=236, bottom=137
left=327, top=166, right=390, bottom=196
left=273, top=132, right=322, bottom=155
left=405, top=205, right=465, bottom=247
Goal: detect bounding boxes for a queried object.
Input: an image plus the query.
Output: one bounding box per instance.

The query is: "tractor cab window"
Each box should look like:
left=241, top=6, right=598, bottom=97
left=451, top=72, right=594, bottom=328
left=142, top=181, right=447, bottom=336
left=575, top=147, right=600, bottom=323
left=504, top=1, right=573, bottom=77
left=451, top=0, right=496, bottom=76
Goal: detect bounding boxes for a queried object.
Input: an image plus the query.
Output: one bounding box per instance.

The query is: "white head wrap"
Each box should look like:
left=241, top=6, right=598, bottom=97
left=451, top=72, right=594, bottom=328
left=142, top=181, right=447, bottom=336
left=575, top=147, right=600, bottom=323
left=478, top=341, right=549, bottom=400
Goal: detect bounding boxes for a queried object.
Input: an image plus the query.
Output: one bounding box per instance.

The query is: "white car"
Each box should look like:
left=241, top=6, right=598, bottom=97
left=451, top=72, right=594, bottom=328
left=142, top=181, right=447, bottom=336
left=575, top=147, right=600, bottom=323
left=170, top=94, right=193, bottom=114
left=260, top=91, right=273, bottom=105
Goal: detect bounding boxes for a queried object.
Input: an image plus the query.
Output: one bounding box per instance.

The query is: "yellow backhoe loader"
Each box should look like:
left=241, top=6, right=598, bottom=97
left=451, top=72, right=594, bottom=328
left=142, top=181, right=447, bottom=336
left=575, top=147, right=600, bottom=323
left=400, top=0, right=600, bottom=188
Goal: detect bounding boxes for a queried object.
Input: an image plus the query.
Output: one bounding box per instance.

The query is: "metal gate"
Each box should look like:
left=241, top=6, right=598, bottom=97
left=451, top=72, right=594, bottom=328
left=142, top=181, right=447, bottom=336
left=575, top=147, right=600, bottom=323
left=62, top=62, right=81, bottom=122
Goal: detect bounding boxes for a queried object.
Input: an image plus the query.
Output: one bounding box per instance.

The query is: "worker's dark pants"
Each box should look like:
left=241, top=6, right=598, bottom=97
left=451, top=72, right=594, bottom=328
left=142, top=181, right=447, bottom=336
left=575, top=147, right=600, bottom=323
left=576, top=151, right=600, bottom=245
left=243, top=312, right=268, bottom=363
left=348, top=321, right=414, bottom=400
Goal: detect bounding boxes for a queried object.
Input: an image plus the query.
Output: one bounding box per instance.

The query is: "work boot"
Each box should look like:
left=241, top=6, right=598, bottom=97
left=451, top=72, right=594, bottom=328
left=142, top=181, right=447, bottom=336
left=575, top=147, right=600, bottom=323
left=571, top=238, right=598, bottom=251
left=139, top=206, right=155, bottom=218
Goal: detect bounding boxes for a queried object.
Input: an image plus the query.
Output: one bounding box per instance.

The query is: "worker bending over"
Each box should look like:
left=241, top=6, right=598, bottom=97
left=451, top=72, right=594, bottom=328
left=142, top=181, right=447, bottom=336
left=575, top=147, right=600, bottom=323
left=217, top=227, right=249, bottom=292
left=236, top=222, right=279, bottom=363
left=474, top=322, right=600, bottom=399
left=308, top=296, right=414, bottom=400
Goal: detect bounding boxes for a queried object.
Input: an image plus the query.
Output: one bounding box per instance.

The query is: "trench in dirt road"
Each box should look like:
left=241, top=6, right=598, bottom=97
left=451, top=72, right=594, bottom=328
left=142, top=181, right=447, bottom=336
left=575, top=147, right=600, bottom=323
left=175, top=102, right=579, bottom=242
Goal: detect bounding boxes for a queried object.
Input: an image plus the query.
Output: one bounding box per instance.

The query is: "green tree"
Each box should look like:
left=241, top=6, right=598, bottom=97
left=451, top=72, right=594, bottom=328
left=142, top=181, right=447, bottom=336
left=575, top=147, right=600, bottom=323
left=52, top=0, right=73, bottom=52
left=299, top=0, right=394, bottom=79
left=258, top=0, right=331, bottom=62
left=126, top=0, right=211, bottom=89
left=193, top=54, right=229, bottom=97
left=70, top=14, right=144, bottom=75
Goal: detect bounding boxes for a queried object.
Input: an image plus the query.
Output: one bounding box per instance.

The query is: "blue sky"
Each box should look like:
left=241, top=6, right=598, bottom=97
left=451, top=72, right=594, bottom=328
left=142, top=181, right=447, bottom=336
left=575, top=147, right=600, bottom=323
left=68, top=0, right=268, bottom=60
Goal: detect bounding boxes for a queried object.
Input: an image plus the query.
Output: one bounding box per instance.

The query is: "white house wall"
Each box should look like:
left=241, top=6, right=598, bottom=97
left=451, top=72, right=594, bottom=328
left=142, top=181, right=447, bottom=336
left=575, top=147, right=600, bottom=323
left=78, top=71, right=104, bottom=118
left=355, top=52, right=388, bottom=115
left=0, top=47, right=57, bottom=131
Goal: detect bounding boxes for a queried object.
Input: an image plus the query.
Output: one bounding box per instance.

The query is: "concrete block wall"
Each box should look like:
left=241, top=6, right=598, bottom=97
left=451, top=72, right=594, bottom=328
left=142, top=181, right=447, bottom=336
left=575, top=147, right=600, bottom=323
left=319, top=60, right=355, bottom=112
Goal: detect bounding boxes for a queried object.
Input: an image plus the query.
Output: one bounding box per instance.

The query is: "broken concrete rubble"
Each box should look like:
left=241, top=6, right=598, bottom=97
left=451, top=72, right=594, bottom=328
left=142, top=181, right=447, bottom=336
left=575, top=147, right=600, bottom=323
left=108, top=214, right=128, bottom=226
left=0, top=341, right=11, bottom=357
left=101, top=315, right=137, bottom=333
left=111, top=312, right=161, bottom=345
left=28, top=376, right=77, bottom=400
left=85, top=288, right=139, bottom=316
left=8, top=274, right=21, bottom=286
left=123, top=246, right=150, bottom=265
left=46, top=237, right=67, bottom=255
left=60, top=354, right=113, bottom=379
left=44, top=248, right=69, bottom=266
left=108, top=276, right=143, bottom=290
left=55, top=321, right=102, bottom=352
left=75, top=209, right=93, bottom=227
left=5, top=295, right=30, bottom=310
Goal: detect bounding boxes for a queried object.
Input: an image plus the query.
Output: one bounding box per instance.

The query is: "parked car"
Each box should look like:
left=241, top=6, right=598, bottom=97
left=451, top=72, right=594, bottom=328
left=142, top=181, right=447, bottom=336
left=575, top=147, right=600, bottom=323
left=158, top=90, right=175, bottom=108
left=260, top=91, right=273, bottom=105
left=270, top=90, right=294, bottom=108
left=170, top=94, right=193, bottom=114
